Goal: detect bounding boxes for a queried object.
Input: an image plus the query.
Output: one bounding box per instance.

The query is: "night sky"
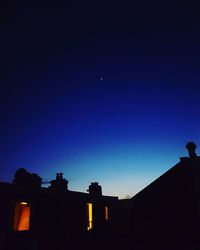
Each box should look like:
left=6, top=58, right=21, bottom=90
left=1, top=2, right=200, bottom=198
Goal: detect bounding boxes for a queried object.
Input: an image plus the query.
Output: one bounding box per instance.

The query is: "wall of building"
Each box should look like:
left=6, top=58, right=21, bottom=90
left=128, top=158, right=200, bottom=249
left=0, top=180, right=119, bottom=250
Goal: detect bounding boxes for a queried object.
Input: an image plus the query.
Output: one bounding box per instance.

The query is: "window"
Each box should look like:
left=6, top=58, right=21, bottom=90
left=87, top=203, right=93, bottom=230
left=14, top=202, right=30, bottom=231
left=105, top=206, right=109, bottom=221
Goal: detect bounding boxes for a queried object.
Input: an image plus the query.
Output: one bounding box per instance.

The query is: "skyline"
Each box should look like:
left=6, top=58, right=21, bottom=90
left=1, top=2, right=200, bottom=198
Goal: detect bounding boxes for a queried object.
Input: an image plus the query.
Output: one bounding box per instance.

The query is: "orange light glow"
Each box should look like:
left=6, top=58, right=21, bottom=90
left=87, top=203, right=93, bottom=230
left=14, top=202, right=30, bottom=231
left=105, top=206, right=109, bottom=221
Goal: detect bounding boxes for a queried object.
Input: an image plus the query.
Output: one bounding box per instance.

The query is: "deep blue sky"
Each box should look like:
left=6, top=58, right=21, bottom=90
left=1, top=2, right=200, bottom=198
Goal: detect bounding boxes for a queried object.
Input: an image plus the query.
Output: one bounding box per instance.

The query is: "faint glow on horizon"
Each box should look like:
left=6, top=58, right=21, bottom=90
left=3, top=140, right=191, bottom=200
left=38, top=143, right=182, bottom=199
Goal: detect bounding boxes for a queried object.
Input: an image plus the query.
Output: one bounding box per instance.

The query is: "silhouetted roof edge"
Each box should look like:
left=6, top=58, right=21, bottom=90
left=130, top=156, right=200, bottom=201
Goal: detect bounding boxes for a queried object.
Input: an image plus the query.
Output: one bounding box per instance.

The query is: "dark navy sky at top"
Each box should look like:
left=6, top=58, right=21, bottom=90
left=1, top=1, right=200, bottom=197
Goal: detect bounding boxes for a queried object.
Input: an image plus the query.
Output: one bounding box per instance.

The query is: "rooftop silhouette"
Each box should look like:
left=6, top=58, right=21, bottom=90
left=0, top=142, right=199, bottom=250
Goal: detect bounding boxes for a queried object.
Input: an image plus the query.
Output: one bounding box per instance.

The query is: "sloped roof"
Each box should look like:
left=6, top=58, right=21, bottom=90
left=131, top=156, right=200, bottom=203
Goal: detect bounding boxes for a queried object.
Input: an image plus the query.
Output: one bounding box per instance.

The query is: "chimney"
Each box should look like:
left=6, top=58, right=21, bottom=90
left=13, top=168, right=42, bottom=188
left=186, top=142, right=198, bottom=158
left=88, top=182, right=102, bottom=198
left=50, top=173, right=68, bottom=191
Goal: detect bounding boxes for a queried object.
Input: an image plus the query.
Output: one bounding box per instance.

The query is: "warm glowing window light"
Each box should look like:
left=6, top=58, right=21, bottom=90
left=105, top=206, right=109, bottom=221
left=14, top=202, right=30, bottom=231
left=87, top=203, right=93, bottom=230
left=20, top=202, right=27, bottom=205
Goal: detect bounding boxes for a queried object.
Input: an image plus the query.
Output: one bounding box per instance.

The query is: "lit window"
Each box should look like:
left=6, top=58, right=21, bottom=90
left=105, top=206, right=109, bottom=221
left=14, top=202, right=30, bottom=231
left=87, top=203, right=93, bottom=230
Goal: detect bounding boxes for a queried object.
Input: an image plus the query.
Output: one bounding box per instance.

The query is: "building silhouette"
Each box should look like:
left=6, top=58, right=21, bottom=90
left=127, top=142, right=200, bottom=249
left=0, top=142, right=199, bottom=250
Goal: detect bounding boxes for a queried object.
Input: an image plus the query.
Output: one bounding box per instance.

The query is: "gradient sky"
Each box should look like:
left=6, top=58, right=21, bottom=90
left=1, top=2, right=200, bottom=198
